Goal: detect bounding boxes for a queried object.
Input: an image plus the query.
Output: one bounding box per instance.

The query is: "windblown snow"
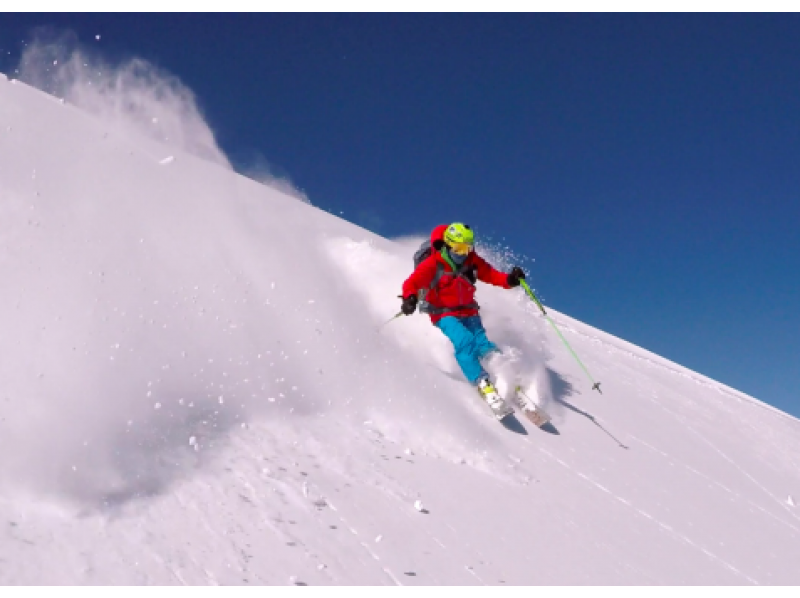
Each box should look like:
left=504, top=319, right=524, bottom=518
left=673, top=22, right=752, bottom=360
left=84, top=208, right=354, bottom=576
left=1, top=75, right=799, bottom=585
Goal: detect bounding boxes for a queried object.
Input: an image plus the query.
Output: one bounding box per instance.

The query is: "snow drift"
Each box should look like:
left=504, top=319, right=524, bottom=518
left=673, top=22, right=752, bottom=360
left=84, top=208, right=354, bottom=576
left=1, top=74, right=799, bottom=585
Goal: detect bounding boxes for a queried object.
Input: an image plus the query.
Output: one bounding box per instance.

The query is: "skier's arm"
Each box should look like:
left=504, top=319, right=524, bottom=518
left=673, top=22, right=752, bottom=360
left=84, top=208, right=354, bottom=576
left=402, top=256, right=438, bottom=298
left=473, top=254, right=512, bottom=289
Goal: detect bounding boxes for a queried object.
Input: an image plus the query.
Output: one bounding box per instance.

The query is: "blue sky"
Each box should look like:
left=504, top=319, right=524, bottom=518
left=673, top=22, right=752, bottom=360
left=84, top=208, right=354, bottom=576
left=1, top=14, right=798, bottom=417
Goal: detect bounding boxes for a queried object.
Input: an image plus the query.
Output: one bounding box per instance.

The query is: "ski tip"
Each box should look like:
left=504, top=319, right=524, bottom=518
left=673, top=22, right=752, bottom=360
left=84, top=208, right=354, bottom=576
left=523, top=409, right=551, bottom=427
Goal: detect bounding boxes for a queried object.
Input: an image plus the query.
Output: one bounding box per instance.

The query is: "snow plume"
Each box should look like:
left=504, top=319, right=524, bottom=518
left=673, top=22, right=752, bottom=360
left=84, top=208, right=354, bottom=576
left=0, top=192, right=273, bottom=508
left=233, top=149, right=311, bottom=204
left=15, top=28, right=230, bottom=168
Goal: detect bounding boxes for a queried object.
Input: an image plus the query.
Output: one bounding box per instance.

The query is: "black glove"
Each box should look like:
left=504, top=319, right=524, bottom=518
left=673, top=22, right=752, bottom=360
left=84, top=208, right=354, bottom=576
left=401, top=294, right=418, bottom=315
left=507, top=266, right=525, bottom=287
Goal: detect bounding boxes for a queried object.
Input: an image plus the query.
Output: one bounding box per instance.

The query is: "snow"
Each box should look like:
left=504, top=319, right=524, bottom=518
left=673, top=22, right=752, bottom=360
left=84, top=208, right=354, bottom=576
left=1, top=77, right=800, bottom=585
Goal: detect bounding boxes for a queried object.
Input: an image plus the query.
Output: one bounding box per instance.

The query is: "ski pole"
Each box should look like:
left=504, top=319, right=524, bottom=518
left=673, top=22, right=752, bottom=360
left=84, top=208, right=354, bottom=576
left=521, top=278, right=548, bottom=316
left=378, top=300, right=404, bottom=330
left=379, top=293, right=419, bottom=330
left=379, top=310, right=405, bottom=329
left=520, top=279, right=602, bottom=394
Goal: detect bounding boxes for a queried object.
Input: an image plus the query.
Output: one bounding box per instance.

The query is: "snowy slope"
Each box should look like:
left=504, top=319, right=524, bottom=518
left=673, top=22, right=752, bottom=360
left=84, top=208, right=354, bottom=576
left=1, top=76, right=799, bottom=585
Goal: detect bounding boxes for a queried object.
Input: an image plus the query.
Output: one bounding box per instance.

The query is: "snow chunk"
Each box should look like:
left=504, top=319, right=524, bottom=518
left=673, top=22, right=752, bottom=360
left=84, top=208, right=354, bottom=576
left=788, top=495, right=796, bottom=507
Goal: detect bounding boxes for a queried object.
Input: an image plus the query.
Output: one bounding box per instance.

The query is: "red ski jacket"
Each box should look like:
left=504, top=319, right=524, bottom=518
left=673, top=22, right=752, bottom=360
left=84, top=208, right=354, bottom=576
left=402, top=225, right=511, bottom=324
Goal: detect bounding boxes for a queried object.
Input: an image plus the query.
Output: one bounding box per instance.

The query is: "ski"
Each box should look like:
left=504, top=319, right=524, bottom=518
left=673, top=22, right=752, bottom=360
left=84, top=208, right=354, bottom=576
left=491, top=402, right=515, bottom=421
left=474, top=387, right=514, bottom=420
left=473, top=384, right=550, bottom=425
left=476, top=378, right=515, bottom=421
left=514, top=386, right=552, bottom=427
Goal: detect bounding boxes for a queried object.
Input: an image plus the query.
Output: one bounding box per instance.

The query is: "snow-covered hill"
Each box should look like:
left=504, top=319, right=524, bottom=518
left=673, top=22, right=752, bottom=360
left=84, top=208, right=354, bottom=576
left=1, top=74, right=799, bottom=585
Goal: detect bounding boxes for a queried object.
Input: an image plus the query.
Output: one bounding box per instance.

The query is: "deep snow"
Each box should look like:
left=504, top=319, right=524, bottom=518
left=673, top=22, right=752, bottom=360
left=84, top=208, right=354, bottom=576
left=1, top=75, right=799, bottom=585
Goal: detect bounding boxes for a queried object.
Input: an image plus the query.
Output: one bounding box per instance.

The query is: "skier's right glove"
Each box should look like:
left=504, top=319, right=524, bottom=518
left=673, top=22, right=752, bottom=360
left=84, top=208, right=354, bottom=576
left=507, top=266, right=526, bottom=287
left=401, top=294, right=418, bottom=315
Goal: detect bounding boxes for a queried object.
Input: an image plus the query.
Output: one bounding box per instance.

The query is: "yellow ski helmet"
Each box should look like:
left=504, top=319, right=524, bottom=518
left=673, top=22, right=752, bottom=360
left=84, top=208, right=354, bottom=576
left=443, top=223, right=474, bottom=255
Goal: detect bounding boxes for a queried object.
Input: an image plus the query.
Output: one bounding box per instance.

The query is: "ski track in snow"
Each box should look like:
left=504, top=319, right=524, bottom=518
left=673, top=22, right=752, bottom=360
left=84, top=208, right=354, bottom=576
left=684, top=427, right=800, bottom=525
left=634, top=380, right=800, bottom=528
left=628, top=433, right=800, bottom=536
left=537, top=446, right=761, bottom=585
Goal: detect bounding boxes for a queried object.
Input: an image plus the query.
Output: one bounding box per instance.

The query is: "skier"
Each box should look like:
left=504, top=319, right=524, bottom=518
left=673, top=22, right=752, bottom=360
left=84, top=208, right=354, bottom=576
left=400, top=222, right=526, bottom=418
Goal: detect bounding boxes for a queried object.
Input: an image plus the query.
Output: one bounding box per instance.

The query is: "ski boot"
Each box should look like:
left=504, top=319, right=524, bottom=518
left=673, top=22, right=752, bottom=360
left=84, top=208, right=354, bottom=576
left=477, top=377, right=514, bottom=420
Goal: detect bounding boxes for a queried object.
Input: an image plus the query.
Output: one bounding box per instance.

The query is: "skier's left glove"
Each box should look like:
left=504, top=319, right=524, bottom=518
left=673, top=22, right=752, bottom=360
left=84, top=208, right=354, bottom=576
left=507, top=266, right=525, bottom=287
left=401, top=294, right=418, bottom=315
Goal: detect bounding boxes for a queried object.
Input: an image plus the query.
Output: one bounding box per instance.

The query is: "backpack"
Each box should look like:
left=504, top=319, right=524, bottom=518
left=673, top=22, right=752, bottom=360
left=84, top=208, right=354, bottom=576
left=412, top=240, right=436, bottom=313
left=413, top=239, right=434, bottom=269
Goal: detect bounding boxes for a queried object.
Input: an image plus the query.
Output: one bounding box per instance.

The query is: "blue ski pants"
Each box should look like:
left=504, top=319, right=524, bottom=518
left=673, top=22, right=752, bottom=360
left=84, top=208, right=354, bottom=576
left=435, top=315, right=498, bottom=384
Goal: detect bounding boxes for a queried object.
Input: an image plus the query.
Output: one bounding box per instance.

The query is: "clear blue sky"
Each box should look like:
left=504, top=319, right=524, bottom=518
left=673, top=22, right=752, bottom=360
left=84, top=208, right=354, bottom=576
left=2, top=14, right=798, bottom=417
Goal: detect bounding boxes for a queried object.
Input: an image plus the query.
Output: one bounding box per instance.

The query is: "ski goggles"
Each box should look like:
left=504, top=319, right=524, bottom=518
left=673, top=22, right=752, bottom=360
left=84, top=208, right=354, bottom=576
left=448, top=241, right=474, bottom=256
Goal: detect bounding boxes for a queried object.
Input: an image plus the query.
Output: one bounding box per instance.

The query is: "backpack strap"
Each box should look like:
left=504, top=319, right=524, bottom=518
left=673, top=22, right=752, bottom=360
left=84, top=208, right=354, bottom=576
left=429, top=261, right=446, bottom=290
left=439, top=248, right=475, bottom=286
left=424, top=301, right=480, bottom=315
left=417, top=261, right=444, bottom=313
left=421, top=250, right=479, bottom=315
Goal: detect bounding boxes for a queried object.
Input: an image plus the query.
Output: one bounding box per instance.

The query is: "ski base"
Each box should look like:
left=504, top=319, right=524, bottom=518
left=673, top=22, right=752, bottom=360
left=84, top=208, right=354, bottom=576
left=514, top=386, right=552, bottom=428
left=520, top=405, right=551, bottom=427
